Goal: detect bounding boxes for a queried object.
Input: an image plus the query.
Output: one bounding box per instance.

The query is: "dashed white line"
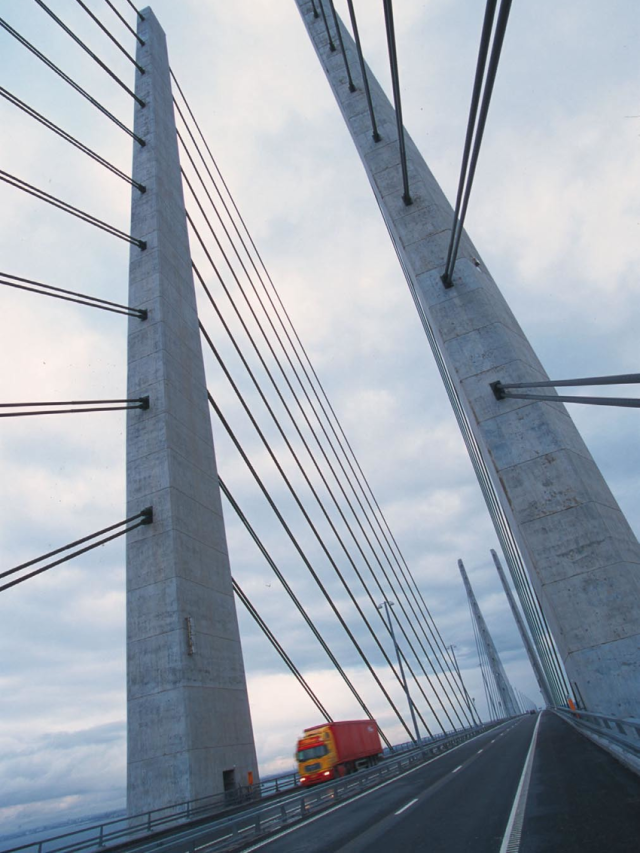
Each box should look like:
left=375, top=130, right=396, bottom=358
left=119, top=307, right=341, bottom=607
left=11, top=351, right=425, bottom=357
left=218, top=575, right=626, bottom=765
left=477, top=748, right=484, bottom=754
left=395, top=797, right=419, bottom=815
left=452, top=765, right=463, bottom=773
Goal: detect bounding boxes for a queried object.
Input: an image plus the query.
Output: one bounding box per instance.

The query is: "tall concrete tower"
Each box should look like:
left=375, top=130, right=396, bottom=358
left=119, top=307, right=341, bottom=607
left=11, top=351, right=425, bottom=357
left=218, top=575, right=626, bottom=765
left=125, top=9, right=258, bottom=815
left=459, top=560, right=519, bottom=718
left=294, top=0, right=640, bottom=717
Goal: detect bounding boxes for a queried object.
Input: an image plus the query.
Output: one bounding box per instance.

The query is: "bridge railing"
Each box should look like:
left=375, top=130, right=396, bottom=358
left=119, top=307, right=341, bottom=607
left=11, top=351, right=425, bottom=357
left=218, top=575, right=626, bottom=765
left=1, top=770, right=300, bottom=853
left=554, top=707, right=640, bottom=759
left=2, top=719, right=510, bottom=853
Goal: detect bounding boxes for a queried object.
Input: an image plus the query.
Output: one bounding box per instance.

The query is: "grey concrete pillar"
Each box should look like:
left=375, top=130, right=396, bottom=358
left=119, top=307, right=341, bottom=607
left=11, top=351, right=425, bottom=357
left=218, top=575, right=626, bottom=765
left=491, top=549, right=553, bottom=708
left=459, top=560, right=519, bottom=717
left=294, top=0, right=640, bottom=717
left=126, top=8, right=258, bottom=816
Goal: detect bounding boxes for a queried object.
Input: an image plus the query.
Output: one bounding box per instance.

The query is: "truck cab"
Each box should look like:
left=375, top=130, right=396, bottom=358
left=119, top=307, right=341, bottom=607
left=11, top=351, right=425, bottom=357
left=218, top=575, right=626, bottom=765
left=296, top=725, right=337, bottom=786
left=296, top=720, right=382, bottom=787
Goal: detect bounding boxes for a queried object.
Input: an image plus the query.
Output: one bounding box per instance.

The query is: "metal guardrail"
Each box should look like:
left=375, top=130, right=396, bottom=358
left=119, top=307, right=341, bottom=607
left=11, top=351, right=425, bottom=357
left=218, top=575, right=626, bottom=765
left=1, top=774, right=298, bottom=853
left=2, top=719, right=509, bottom=853
left=554, top=707, right=640, bottom=757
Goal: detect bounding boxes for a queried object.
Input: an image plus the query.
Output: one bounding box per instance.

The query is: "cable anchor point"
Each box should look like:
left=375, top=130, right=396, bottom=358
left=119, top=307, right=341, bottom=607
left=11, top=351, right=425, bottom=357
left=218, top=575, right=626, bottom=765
left=490, top=380, right=506, bottom=400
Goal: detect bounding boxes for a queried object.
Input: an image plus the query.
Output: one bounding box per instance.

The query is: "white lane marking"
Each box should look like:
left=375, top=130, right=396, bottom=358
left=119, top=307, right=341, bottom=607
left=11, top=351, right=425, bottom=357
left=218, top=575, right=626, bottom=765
left=240, top=719, right=516, bottom=852
left=395, top=797, right=419, bottom=815
left=452, top=765, right=462, bottom=773
left=477, top=748, right=484, bottom=753
left=499, top=714, right=542, bottom=853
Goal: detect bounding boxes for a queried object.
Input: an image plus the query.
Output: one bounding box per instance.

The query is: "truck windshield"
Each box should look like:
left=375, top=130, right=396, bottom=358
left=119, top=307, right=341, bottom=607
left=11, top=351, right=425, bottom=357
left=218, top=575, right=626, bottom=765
left=297, top=744, right=328, bottom=761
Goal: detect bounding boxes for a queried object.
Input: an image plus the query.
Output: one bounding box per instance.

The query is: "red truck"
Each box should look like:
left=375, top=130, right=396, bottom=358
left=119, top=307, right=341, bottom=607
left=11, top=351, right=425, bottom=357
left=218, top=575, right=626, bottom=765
left=295, top=720, right=382, bottom=787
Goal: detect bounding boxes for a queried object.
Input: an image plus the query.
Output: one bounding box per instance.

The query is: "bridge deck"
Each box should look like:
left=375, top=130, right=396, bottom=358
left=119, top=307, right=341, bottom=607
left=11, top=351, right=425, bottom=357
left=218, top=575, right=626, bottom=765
left=243, top=712, right=640, bottom=853
left=522, top=712, right=640, bottom=852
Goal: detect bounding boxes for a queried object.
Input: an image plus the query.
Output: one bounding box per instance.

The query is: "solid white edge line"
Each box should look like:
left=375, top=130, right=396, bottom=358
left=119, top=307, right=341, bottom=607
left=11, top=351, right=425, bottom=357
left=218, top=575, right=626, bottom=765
left=498, top=713, right=543, bottom=853
left=394, top=798, right=418, bottom=816
left=240, top=718, right=517, bottom=853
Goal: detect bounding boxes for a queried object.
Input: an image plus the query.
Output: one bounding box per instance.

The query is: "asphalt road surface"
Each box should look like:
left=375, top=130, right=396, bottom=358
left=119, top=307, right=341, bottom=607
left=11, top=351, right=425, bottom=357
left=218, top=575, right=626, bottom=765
left=239, top=712, right=640, bottom=853
left=242, top=715, right=532, bottom=852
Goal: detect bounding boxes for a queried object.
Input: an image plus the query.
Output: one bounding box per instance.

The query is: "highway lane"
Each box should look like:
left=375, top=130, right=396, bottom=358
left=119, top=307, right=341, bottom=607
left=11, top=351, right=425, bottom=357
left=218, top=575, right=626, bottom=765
left=241, top=714, right=534, bottom=853
left=520, top=712, right=640, bottom=853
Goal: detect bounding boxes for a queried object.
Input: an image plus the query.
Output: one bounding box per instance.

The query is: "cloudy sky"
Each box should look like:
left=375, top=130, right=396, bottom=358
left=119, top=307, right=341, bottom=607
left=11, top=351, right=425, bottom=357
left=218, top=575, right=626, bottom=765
left=1, top=0, right=639, bottom=837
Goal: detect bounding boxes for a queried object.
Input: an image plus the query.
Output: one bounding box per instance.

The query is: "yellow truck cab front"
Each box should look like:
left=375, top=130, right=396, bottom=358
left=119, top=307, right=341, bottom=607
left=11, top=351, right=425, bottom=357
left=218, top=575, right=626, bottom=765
left=295, top=725, right=336, bottom=786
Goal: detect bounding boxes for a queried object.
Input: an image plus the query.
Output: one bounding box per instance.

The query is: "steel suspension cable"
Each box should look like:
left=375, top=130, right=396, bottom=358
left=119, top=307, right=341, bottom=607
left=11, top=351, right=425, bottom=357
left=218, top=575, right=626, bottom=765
left=0, top=87, right=145, bottom=192
left=171, top=73, right=478, bottom=722
left=316, top=0, right=336, bottom=51
left=181, top=159, right=470, bottom=728
left=179, top=186, right=474, bottom=728
left=209, top=394, right=407, bottom=744
left=0, top=170, right=146, bottom=248
left=382, top=0, right=411, bottom=205
left=72, top=0, right=144, bottom=71
left=0, top=271, right=147, bottom=318
left=220, top=477, right=384, bottom=740
left=232, top=578, right=333, bottom=723
left=32, top=0, right=145, bottom=105
left=345, top=0, right=380, bottom=141
left=194, top=255, right=454, bottom=732
left=0, top=397, right=148, bottom=418
left=442, top=0, right=512, bottom=285
left=171, top=77, right=458, bottom=694
left=441, top=0, right=497, bottom=287
left=327, top=0, right=356, bottom=91
left=0, top=18, right=144, bottom=145
left=124, top=0, right=144, bottom=20
left=199, top=320, right=431, bottom=739
left=1, top=509, right=151, bottom=580
left=1, top=508, right=152, bottom=592
left=196, top=278, right=441, bottom=734
left=102, top=0, right=144, bottom=45
left=184, top=167, right=468, bottom=729
left=174, top=108, right=475, bottom=721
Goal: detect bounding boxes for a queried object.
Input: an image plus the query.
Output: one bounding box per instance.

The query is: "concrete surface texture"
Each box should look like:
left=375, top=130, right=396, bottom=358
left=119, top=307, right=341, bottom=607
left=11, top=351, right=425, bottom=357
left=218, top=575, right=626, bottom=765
left=125, top=8, right=258, bottom=816
left=294, top=0, right=640, bottom=717
left=458, top=559, right=520, bottom=717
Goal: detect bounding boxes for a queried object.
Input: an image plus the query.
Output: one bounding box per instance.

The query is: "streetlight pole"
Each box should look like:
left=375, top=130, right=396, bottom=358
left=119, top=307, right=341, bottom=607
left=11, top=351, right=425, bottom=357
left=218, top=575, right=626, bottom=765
left=378, top=600, right=420, bottom=742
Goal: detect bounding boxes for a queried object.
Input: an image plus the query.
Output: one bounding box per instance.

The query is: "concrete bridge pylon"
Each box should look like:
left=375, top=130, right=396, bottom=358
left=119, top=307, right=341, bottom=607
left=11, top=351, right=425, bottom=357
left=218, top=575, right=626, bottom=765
left=294, top=0, right=640, bottom=718
left=125, top=8, right=258, bottom=816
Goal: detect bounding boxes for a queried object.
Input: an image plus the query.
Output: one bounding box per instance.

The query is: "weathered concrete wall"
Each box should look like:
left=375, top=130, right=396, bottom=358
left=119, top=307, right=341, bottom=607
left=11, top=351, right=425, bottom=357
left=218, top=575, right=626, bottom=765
left=126, top=8, right=258, bottom=815
left=293, top=0, right=640, bottom=717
